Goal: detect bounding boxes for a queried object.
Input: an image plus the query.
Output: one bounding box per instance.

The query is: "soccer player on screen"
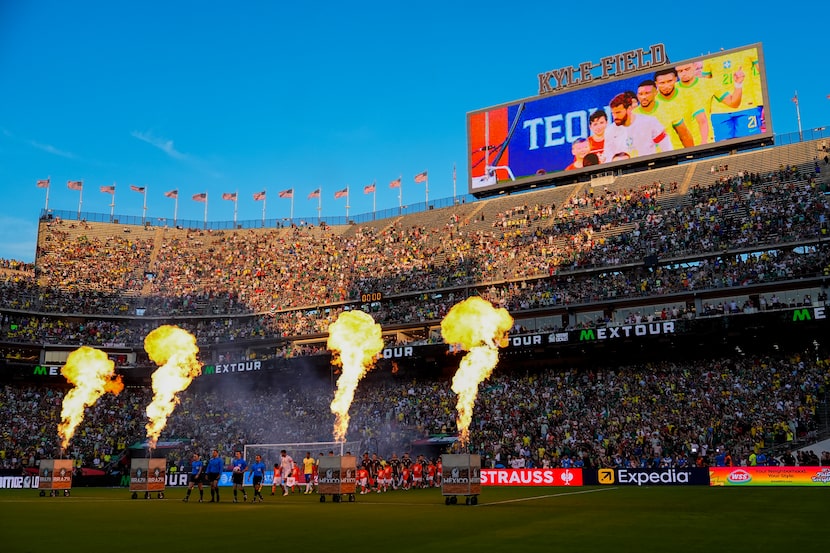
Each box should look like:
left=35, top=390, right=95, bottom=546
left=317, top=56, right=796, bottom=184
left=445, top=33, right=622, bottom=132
left=650, top=70, right=696, bottom=148
left=604, top=92, right=673, bottom=160
left=587, top=109, right=608, bottom=163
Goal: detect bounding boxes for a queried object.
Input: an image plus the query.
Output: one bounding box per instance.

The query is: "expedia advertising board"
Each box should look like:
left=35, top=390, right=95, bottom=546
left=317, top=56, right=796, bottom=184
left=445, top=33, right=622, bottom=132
left=588, top=467, right=710, bottom=486
left=480, top=468, right=583, bottom=486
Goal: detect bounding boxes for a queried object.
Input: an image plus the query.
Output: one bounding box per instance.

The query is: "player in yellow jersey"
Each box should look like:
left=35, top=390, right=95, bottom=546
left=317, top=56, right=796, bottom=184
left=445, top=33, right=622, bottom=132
left=675, top=63, right=717, bottom=145
left=699, top=48, right=758, bottom=140
left=636, top=77, right=693, bottom=150
left=651, top=69, right=696, bottom=149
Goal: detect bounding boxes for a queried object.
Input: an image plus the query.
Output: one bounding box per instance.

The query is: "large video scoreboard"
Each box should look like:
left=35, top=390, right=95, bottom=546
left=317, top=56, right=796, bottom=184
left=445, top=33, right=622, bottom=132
left=467, top=43, right=771, bottom=195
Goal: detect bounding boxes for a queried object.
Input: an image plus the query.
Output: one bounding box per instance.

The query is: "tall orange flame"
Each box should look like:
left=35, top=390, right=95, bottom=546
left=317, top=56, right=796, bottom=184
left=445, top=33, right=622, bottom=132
left=144, top=325, right=202, bottom=449
left=440, top=297, right=513, bottom=447
left=327, top=310, right=384, bottom=442
left=58, top=346, right=124, bottom=450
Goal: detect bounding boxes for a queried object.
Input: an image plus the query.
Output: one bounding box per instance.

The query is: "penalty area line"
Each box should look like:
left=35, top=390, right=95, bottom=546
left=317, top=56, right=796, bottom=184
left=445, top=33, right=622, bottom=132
left=477, top=486, right=618, bottom=506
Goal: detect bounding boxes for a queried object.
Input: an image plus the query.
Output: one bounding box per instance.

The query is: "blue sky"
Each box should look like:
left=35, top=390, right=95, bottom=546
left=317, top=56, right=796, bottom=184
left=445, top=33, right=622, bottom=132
left=1, top=1, right=826, bottom=262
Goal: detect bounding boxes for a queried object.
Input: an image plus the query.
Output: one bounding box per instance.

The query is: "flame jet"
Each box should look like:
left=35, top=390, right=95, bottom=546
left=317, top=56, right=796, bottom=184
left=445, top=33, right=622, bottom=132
left=58, top=346, right=124, bottom=450
left=441, top=297, right=513, bottom=447
left=327, top=310, right=384, bottom=442
left=144, top=325, right=202, bottom=449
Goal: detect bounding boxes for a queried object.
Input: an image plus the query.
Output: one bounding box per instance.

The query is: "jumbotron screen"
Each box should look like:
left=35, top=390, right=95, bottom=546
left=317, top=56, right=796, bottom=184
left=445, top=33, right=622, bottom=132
left=467, top=43, right=770, bottom=194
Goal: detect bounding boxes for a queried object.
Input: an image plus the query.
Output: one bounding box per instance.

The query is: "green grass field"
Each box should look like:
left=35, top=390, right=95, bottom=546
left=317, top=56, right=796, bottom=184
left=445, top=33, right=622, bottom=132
left=1, top=485, right=825, bottom=552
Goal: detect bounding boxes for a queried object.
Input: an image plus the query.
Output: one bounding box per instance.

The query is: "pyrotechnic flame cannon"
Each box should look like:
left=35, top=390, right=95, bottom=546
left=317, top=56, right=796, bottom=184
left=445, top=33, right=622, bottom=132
left=317, top=454, right=357, bottom=503
left=37, top=459, right=74, bottom=498
left=441, top=454, right=481, bottom=505
left=129, top=454, right=167, bottom=500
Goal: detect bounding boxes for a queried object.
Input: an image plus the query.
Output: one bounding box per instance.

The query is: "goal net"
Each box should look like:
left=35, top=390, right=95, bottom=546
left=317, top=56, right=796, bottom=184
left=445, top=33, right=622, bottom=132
left=243, top=441, right=362, bottom=471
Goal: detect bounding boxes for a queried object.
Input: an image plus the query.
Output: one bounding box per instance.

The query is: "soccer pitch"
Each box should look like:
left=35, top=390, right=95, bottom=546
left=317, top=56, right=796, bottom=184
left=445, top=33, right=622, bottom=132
left=1, top=486, right=825, bottom=552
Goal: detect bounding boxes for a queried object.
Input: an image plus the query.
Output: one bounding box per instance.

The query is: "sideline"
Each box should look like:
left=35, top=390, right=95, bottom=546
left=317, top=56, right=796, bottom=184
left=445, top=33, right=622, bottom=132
left=478, top=486, right=619, bottom=506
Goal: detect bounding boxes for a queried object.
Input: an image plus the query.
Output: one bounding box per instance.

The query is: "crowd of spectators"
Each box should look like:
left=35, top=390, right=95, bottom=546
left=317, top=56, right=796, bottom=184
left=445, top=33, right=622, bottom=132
left=0, top=165, right=825, bottom=326
left=1, top=160, right=829, bottom=475
left=2, top=351, right=828, bottom=472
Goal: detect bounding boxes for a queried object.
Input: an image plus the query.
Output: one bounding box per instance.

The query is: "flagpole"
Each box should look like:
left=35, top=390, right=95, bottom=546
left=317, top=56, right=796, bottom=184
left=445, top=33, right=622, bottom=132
left=142, top=187, right=147, bottom=225
left=398, top=175, right=402, bottom=213
left=345, top=187, right=350, bottom=221
left=261, top=190, right=266, bottom=228
left=174, top=195, right=178, bottom=227
left=78, top=180, right=83, bottom=220
left=372, top=181, right=376, bottom=218
left=110, top=183, right=116, bottom=222
left=204, top=193, right=208, bottom=229
left=234, top=190, right=238, bottom=227
left=45, top=176, right=51, bottom=213
left=425, top=173, right=429, bottom=207
left=290, top=194, right=294, bottom=222
left=452, top=163, right=457, bottom=204
left=794, top=90, right=803, bottom=141
left=317, top=192, right=321, bottom=225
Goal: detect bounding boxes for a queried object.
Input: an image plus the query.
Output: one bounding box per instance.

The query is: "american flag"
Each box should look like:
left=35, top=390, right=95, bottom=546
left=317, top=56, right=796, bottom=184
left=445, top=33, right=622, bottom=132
left=389, top=178, right=401, bottom=189
left=414, top=171, right=428, bottom=183
left=164, top=189, right=178, bottom=199
left=222, top=192, right=238, bottom=201
left=192, top=192, right=207, bottom=202
left=253, top=191, right=266, bottom=201
left=334, top=187, right=348, bottom=199
left=278, top=189, right=294, bottom=199
left=130, top=185, right=146, bottom=193
left=36, top=179, right=50, bottom=189
left=67, top=180, right=83, bottom=191
left=791, top=94, right=799, bottom=105
left=307, top=188, right=321, bottom=200
left=363, top=183, right=376, bottom=194
left=100, top=185, right=116, bottom=194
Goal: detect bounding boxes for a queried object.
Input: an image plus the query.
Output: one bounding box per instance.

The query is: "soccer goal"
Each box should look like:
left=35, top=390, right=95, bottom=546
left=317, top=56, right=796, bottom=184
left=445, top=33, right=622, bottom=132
left=243, top=441, right=362, bottom=469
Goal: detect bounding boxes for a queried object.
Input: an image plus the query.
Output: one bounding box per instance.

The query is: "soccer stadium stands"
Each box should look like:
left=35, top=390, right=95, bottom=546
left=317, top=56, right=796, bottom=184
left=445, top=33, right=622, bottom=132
left=1, top=137, right=829, bottom=474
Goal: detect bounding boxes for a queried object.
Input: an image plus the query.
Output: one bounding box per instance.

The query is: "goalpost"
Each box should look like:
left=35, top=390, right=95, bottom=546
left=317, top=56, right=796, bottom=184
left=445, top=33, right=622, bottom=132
left=243, top=440, right=362, bottom=471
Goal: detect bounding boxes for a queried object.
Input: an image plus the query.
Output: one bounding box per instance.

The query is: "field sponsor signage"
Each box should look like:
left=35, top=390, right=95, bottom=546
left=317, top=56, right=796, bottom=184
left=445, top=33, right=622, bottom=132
left=38, top=459, right=73, bottom=490
left=129, top=458, right=166, bottom=492
left=709, top=466, right=830, bottom=486
left=588, top=467, right=710, bottom=486
left=0, top=475, right=40, bottom=489
left=316, top=455, right=357, bottom=495
left=481, top=468, right=583, bottom=486
left=441, top=454, right=482, bottom=495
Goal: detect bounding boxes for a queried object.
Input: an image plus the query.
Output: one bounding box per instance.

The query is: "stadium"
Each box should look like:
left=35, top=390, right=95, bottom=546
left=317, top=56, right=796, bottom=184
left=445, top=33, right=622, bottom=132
left=2, top=41, right=829, bottom=551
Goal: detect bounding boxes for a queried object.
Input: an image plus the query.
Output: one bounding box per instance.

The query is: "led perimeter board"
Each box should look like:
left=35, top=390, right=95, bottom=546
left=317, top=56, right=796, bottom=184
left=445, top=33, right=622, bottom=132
left=467, top=43, right=771, bottom=195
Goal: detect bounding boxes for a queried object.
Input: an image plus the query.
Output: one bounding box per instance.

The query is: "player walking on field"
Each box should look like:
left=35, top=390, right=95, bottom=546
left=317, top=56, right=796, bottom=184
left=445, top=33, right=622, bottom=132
left=206, top=449, right=224, bottom=502
left=279, top=449, right=295, bottom=496
left=183, top=452, right=205, bottom=502
left=231, top=450, right=248, bottom=502
left=271, top=462, right=283, bottom=496
left=302, top=452, right=315, bottom=494
left=249, top=454, right=267, bottom=502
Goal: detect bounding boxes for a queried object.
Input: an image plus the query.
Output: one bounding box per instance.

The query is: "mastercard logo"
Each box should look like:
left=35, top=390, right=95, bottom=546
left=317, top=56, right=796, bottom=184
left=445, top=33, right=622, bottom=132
left=727, top=469, right=752, bottom=484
